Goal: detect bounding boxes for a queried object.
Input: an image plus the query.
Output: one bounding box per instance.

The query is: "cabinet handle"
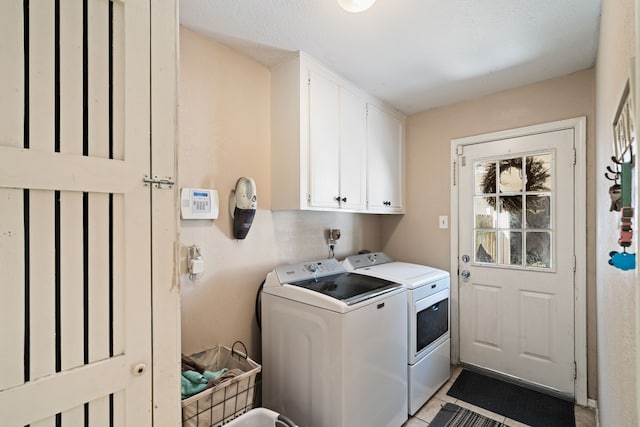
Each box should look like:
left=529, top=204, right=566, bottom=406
left=341, top=197, right=347, bottom=203
left=334, top=196, right=341, bottom=202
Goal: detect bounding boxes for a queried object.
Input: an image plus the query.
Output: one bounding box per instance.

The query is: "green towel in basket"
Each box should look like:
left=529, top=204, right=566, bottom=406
left=181, top=369, right=229, bottom=399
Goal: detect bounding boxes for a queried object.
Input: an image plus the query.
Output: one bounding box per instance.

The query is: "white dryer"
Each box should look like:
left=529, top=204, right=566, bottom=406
left=343, top=252, right=451, bottom=415
left=261, top=258, right=408, bottom=427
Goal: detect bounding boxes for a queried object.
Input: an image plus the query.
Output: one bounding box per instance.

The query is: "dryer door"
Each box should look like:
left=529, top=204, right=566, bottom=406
left=411, top=288, right=449, bottom=364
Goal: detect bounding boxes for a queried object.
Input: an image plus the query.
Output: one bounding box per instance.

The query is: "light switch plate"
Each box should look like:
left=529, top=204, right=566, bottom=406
left=439, top=215, right=448, bottom=229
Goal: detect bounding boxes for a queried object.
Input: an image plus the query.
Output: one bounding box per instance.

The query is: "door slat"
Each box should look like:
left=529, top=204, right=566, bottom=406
left=0, top=189, right=26, bottom=389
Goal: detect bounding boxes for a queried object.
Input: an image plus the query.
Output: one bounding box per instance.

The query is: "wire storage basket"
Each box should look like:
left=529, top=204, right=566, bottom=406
left=182, top=342, right=261, bottom=427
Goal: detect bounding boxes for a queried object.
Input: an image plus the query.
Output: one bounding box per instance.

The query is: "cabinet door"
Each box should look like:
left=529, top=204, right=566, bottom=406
left=339, top=88, right=367, bottom=210
left=309, top=70, right=340, bottom=208
left=367, top=104, right=404, bottom=212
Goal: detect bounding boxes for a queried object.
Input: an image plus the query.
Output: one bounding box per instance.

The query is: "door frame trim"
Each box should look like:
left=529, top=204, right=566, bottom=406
left=150, top=0, right=181, bottom=424
left=449, top=117, right=587, bottom=405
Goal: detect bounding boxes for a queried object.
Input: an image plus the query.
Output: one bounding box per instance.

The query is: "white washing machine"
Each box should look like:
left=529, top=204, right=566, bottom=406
left=343, top=252, right=451, bottom=415
left=261, top=258, right=408, bottom=427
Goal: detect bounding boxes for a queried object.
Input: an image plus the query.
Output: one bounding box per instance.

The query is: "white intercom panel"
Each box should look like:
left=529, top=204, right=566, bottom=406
left=181, top=188, right=219, bottom=219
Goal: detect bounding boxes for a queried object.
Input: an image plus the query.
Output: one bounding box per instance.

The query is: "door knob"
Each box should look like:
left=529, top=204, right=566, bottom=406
left=460, top=270, right=471, bottom=281
left=133, top=363, right=147, bottom=376
left=461, top=254, right=470, bottom=263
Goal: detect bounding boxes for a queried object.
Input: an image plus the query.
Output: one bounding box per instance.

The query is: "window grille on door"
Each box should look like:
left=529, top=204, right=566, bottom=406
left=472, top=152, right=554, bottom=269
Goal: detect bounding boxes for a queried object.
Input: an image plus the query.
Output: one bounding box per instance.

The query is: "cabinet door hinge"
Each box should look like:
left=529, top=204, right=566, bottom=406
left=143, top=175, right=174, bottom=189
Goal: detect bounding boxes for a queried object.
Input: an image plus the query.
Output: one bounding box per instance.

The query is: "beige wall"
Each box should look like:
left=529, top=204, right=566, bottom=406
left=178, top=27, right=382, bottom=360
left=595, top=0, right=639, bottom=425
left=381, top=68, right=598, bottom=397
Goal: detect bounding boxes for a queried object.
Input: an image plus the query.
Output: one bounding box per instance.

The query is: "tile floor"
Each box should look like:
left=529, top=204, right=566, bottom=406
left=404, top=366, right=597, bottom=427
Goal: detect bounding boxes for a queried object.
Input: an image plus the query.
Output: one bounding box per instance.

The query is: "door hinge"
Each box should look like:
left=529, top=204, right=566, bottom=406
left=572, top=148, right=577, bottom=165
left=143, top=175, right=175, bottom=189
left=574, top=361, right=577, bottom=380
left=453, top=160, right=457, bottom=186
left=573, top=255, right=577, bottom=272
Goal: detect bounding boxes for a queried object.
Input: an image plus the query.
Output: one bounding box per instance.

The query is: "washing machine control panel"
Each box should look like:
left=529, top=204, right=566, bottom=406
left=275, top=258, right=345, bottom=283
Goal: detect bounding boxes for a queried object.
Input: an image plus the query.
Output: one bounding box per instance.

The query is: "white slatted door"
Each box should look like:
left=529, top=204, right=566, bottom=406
left=0, top=1, right=152, bottom=425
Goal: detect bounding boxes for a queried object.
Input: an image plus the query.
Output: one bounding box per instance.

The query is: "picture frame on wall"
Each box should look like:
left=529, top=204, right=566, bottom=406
left=612, top=61, right=636, bottom=163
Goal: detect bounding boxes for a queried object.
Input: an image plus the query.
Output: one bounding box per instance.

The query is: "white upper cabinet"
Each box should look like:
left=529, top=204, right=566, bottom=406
left=308, top=70, right=341, bottom=209
left=308, top=70, right=367, bottom=210
left=338, top=87, right=367, bottom=210
left=271, top=52, right=402, bottom=213
left=366, top=103, right=405, bottom=213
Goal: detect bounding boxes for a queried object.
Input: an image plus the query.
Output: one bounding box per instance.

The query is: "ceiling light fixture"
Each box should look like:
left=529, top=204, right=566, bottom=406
left=337, top=0, right=376, bottom=13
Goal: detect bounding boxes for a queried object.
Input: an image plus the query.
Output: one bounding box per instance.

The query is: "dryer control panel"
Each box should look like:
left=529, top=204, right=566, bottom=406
left=343, top=252, right=394, bottom=270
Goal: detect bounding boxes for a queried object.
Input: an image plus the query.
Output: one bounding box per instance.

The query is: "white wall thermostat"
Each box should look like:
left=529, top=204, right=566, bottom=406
left=181, top=188, right=219, bottom=219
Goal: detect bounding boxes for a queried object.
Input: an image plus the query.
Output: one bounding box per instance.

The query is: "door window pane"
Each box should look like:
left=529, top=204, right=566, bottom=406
left=475, top=197, right=496, bottom=228
left=498, top=196, right=523, bottom=228
left=526, top=154, right=552, bottom=191
left=475, top=161, right=496, bottom=194
left=526, top=195, right=551, bottom=228
left=499, top=231, right=522, bottom=266
left=526, top=232, right=551, bottom=268
left=499, top=158, right=523, bottom=193
left=475, top=231, right=496, bottom=264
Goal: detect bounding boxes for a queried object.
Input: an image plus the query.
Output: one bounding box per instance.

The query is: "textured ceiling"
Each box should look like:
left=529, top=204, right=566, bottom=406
left=180, top=0, right=601, bottom=115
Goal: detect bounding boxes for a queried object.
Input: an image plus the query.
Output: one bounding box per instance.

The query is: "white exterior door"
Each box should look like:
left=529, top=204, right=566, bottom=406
left=0, top=0, right=155, bottom=425
left=457, top=128, right=577, bottom=397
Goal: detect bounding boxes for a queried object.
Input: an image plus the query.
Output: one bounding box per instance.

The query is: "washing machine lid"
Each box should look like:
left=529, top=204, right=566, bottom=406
left=288, top=272, right=401, bottom=306
left=355, top=263, right=449, bottom=289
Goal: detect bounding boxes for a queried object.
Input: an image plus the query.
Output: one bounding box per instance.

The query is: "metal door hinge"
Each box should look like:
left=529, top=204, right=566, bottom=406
left=574, top=361, right=577, bottom=380
left=573, top=255, right=577, bottom=272
left=453, top=160, right=457, bottom=186
left=572, top=148, right=577, bottom=165
left=143, top=175, right=175, bottom=189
